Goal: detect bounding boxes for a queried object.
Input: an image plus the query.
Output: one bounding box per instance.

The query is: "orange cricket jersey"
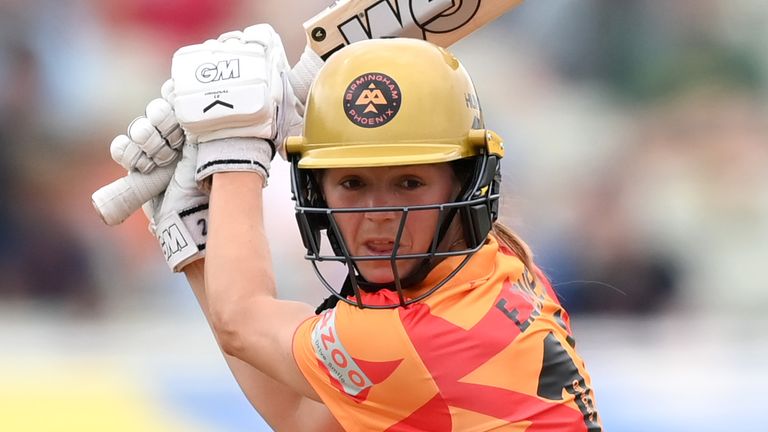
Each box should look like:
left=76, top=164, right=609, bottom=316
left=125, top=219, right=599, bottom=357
left=293, top=238, right=602, bottom=431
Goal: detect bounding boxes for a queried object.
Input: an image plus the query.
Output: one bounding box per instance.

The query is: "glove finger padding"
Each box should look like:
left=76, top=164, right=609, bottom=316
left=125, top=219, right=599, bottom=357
left=111, top=133, right=157, bottom=174
left=170, top=24, right=292, bottom=187
left=145, top=142, right=209, bottom=272
left=146, top=97, right=185, bottom=150
left=128, top=116, right=177, bottom=167
left=109, top=81, right=185, bottom=175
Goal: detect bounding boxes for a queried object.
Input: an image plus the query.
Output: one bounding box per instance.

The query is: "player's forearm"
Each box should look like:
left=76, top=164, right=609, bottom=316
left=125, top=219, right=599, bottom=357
left=183, top=259, right=333, bottom=431
left=206, top=172, right=276, bottom=338
left=204, top=170, right=318, bottom=399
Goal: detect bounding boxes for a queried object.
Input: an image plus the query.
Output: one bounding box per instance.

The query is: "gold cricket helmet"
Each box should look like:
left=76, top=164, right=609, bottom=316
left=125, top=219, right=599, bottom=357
left=285, top=38, right=504, bottom=309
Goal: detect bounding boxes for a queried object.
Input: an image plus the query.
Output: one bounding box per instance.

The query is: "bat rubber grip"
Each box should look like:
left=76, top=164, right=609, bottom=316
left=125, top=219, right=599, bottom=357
left=288, top=45, right=323, bottom=105
left=92, top=164, right=175, bottom=226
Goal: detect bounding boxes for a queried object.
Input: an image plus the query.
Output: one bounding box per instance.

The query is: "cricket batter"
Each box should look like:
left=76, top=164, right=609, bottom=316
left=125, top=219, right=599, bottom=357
left=103, top=25, right=603, bottom=431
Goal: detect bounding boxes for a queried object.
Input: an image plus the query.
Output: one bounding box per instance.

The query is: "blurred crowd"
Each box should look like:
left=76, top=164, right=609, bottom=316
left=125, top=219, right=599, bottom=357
left=0, top=0, right=766, bottom=320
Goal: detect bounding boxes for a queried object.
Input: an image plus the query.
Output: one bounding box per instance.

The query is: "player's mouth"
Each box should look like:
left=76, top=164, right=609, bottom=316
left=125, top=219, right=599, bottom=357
left=361, top=239, right=397, bottom=256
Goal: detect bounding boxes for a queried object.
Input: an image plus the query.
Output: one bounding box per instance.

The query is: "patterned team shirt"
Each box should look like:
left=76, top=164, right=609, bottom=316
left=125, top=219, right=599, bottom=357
left=293, top=238, right=602, bottom=431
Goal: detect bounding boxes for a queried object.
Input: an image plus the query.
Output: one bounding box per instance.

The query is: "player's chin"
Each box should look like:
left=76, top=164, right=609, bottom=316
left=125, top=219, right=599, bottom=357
left=357, top=259, right=420, bottom=284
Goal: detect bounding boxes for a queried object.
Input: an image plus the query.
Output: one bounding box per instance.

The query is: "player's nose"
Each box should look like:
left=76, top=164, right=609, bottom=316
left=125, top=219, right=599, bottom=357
left=362, top=190, right=399, bottom=222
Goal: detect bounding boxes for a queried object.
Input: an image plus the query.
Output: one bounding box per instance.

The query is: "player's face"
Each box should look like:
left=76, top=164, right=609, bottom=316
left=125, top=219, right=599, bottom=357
left=321, top=163, right=460, bottom=284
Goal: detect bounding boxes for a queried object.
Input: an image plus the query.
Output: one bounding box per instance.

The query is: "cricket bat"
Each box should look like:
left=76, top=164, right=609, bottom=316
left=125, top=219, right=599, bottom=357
left=92, top=0, right=524, bottom=225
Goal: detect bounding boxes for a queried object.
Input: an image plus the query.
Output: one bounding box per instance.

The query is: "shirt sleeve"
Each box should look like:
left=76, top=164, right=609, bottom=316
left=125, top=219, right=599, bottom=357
left=292, top=312, right=325, bottom=392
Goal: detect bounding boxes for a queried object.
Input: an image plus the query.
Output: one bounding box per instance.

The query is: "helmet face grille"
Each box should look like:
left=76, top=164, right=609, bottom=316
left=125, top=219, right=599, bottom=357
left=290, top=153, right=502, bottom=309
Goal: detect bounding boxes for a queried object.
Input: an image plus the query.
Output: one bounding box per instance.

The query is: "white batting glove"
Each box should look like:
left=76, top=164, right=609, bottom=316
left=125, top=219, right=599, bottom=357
left=143, top=142, right=209, bottom=272
left=110, top=79, right=185, bottom=174
left=168, top=24, right=300, bottom=190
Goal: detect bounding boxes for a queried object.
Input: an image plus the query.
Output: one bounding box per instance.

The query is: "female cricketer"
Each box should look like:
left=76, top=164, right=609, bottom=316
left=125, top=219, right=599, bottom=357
left=105, top=24, right=603, bottom=431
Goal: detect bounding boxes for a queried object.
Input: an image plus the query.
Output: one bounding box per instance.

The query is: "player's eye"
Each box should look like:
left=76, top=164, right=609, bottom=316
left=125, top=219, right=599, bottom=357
left=399, top=178, right=424, bottom=190
left=340, top=177, right=365, bottom=190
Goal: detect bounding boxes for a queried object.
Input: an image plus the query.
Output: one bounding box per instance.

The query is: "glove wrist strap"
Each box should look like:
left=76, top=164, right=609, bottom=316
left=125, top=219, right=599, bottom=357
left=155, top=204, right=209, bottom=272
left=195, top=137, right=273, bottom=192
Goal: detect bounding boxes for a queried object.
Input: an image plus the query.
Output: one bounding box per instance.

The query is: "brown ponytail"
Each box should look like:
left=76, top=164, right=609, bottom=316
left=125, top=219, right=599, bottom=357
left=490, top=221, right=534, bottom=271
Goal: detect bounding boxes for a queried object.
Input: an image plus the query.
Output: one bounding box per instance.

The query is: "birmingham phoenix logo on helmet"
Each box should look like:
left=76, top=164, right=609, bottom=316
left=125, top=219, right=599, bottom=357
left=343, top=72, right=401, bottom=128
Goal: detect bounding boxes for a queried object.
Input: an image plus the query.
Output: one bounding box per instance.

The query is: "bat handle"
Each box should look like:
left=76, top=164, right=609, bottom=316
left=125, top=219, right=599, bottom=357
left=92, top=47, right=320, bottom=226
left=92, top=165, right=175, bottom=226
left=288, top=45, right=324, bottom=105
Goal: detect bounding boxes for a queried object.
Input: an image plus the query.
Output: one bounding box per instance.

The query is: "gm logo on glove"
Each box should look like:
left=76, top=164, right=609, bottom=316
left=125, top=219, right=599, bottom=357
left=196, top=59, right=240, bottom=83
left=158, top=222, right=189, bottom=260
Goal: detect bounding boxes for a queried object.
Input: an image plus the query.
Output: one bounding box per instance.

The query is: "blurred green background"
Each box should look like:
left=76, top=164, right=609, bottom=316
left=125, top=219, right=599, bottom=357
left=1, top=0, right=766, bottom=430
